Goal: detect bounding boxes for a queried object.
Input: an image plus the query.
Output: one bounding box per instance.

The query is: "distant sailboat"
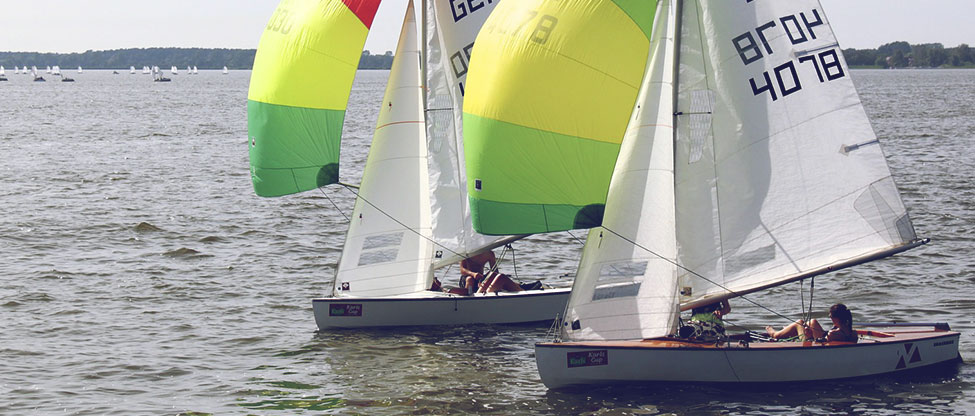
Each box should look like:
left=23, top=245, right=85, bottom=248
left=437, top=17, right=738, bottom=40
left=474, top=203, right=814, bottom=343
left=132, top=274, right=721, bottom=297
left=12, top=65, right=18, bottom=74
left=130, top=66, right=136, bottom=74
left=0, top=66, right=7, bottom=81
left=152, top=66, right=171, bottom=82
left=171, top=66, right=178, bottom=75
left=46, top=66, right=52, bottom=74
left=78, top=66, right=83, bottom=74
left=222, top=66, right=228, bottom=75
left=143, top=66, right=151, bottom=74
left=51, top=65, right=61, bottom=76
left=192, top=66, right=198, bottom=74
left=32, top=66, right=45, bottom=82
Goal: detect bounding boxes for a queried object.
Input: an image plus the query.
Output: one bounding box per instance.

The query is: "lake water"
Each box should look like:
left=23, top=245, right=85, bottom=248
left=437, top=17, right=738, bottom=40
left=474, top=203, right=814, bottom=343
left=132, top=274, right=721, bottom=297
left=1, top=69, right=973, bottom=415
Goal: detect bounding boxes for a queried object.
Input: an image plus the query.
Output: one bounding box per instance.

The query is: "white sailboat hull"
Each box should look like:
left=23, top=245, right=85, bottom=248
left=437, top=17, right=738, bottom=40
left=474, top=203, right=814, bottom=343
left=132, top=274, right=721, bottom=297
left=313, top=287, right=571, bottom=329
left=536, top=325, right=960, bottom=388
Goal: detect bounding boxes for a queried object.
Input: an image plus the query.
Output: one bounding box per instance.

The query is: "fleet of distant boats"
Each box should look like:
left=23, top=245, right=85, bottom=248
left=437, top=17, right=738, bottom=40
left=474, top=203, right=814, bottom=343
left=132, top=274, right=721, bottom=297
left=0, top=64, right=230, bottom=83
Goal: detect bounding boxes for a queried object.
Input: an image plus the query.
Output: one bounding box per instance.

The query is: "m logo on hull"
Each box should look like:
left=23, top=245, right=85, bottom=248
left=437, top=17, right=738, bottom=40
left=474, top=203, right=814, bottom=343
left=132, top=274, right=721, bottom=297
left=895, top=342, right=923, bottom=370
left=329, top=303, right=363, bottom=317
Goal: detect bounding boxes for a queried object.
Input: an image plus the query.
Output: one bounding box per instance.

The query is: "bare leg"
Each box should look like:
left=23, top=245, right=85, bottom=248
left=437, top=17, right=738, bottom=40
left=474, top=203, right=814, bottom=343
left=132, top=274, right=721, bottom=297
left=806, top=319, right=827, bottom=339
left=766, top=320, right=805, bottom=339
left=482, top=272, right=523, bottom=293
left=466, top=276, right=480, bottom=295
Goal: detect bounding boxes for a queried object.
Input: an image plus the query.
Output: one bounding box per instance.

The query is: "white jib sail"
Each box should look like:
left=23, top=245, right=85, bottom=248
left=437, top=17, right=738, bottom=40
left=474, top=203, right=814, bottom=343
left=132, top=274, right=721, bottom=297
left=673, top=0, right=917, bottom=307
left=333, top=1, right=435, bottom=297
left=423, top=0, right=521, bottom=269
left=564, top=0, right=678, bottom=342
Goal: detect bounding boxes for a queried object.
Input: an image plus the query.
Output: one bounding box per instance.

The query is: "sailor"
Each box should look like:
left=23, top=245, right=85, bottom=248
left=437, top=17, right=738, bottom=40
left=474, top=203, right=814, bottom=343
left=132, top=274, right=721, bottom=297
left=459, top=250, right=523, bottom=295
left=680, top=299, right=731, bottom=341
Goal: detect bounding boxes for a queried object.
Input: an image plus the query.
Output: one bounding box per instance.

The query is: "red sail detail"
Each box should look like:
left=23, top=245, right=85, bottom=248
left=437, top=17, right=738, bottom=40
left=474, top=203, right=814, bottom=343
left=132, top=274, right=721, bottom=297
left=342, top=0, right=382, bottom=29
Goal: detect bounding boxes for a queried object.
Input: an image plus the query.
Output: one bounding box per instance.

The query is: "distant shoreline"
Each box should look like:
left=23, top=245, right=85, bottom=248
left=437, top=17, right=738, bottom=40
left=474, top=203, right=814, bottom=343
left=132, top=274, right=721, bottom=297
left=0, top=47, right=394, bottom=70
left=2, top=41, right=972, bottom=70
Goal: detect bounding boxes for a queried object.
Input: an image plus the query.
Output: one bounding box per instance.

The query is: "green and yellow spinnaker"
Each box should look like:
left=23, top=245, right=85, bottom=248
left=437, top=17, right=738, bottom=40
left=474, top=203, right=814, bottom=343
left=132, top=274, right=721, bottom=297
left=248, top=0, right=382, bottom=197
left=463, top=0, right=655, bottom=235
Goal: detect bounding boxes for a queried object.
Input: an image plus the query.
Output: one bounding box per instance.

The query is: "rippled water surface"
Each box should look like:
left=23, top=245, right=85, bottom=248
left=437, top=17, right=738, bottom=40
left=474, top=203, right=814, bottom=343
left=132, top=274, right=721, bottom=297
left=1, top=69, right=973, bottom=415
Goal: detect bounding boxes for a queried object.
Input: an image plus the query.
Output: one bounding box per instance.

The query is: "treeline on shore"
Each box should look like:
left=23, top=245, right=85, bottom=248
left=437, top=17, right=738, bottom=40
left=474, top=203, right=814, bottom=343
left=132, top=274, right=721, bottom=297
left=845, top=42, right=975, bottom=68
left=3, top=43, right=971, bottom=71
left=0, top=48, right=394, bottom=70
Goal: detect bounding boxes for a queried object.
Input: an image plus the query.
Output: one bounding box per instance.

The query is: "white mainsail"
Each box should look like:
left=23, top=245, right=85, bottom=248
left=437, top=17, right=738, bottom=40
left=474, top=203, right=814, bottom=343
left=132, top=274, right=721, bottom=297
left=333, top=0, right=519, bottom=297
left=423, top=0, right=520, bottom=269
left=563, top=0, right=919, bottom=342
left=0, top=66, right=5, bottom=76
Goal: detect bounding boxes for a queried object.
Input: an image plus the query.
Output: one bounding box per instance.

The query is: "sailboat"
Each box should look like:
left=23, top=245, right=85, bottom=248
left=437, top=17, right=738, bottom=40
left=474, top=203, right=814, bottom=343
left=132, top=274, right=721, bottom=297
left=222, top=66, right=229, bottom=75
left=248, top=0, right=570, bottom=329
left=51, top=65, right=61, bottom=76
left=192, top=66, right=199, bottom=74
left=78, top=66, right=83, bottom=74
left=152, top=66, right=171, bottom=82
left=130, top=66, right=136, bottom=74
left=0, top=66, right=7, bottom=81
left=465, top=0, right=961, bottom=388
left=143, top=66, right=151, bottom=74
left=171, top=66, right=179, bottom=75
left=32, top=66, right=45, bottom=82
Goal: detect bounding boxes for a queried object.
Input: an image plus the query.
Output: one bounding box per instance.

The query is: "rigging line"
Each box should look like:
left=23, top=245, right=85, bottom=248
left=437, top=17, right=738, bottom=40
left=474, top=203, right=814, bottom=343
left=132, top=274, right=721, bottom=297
left=565, top=230, right=587, bottom=246
left=598, top=226, right=798, bottom=325
left=338, top=185, right=466, bottom=261
left=799, top=279, right=806, bottom=322
left=808, top=277, right=816, bottom=324
left=319, top=186, right=350, bottom=222
left=509, top=244, right=519, bottom=280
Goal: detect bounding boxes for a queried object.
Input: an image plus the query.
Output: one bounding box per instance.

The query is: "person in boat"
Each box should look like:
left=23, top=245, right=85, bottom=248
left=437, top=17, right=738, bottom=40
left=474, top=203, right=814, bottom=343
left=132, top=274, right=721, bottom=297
left=459, top=250, right=523, bottom=295
left=679, top=299, right=731, bottom=341
left=765, top=303, right=858, bottom=343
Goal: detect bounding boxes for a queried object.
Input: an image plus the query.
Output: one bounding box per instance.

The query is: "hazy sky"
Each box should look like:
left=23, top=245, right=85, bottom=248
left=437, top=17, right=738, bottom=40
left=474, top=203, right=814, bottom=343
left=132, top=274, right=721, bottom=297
left=1, top=1, right=972, bottom=54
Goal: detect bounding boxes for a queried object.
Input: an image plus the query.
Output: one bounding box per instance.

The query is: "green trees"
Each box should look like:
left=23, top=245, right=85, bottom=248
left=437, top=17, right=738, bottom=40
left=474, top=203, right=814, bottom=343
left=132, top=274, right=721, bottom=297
left=844, top=42, right=975, bottom=68
left=0, top=48, right=395, bottom=70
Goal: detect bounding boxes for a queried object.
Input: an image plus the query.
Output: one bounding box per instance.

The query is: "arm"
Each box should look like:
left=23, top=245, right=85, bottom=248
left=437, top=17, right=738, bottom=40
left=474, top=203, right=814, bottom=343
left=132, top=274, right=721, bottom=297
left=460, top=259, right=478, bottom=278
left=715, top=300, right=731, bottom=319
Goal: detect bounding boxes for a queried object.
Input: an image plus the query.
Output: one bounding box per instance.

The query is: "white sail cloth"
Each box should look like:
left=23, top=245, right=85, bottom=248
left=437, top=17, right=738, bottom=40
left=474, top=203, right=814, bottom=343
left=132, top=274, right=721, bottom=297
left=334, top=2, right=434, bottom=297
left=564, top=0, right=917, bottom=341
left=334, top=0, right=519, bottom=297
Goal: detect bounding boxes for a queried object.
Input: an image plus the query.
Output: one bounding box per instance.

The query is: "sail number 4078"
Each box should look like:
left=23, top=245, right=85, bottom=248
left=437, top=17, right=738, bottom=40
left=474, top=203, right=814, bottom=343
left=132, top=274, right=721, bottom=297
left=732, top=7, right=846, bottom=101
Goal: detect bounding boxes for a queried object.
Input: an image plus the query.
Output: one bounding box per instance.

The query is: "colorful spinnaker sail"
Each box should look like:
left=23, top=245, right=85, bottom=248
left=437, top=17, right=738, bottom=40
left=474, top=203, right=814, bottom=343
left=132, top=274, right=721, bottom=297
left=248, top=0, right=381, bottom=197
left=463, top=0, right=656, bottom=235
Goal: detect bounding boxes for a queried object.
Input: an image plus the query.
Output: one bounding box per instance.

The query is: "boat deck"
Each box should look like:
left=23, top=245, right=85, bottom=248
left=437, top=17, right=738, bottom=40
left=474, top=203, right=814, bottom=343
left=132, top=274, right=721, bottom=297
left=540, top=326, right=958, bottom=350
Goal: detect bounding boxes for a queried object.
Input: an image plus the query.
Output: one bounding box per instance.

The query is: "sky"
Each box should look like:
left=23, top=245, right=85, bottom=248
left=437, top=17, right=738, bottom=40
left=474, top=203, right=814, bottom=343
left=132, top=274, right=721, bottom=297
left=0, top=1, right=973, bottom=54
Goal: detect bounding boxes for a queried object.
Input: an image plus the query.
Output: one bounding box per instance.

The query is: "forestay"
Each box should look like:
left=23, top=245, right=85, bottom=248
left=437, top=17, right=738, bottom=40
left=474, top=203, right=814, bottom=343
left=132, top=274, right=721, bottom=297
left=248, top=0, right=382, bottom=197
left=463, top=0, right=656, bottom=235
left=564, top=0, right=920, bottom=341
